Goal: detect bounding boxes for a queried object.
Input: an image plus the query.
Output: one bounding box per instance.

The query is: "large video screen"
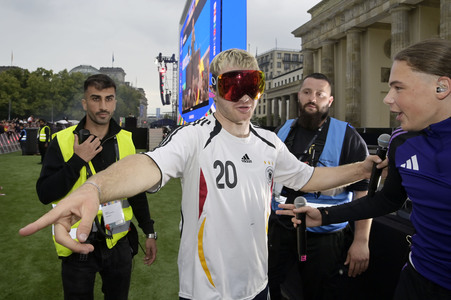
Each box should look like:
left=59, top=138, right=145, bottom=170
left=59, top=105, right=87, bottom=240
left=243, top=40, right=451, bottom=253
left=178, top=0, right=246, bottom=124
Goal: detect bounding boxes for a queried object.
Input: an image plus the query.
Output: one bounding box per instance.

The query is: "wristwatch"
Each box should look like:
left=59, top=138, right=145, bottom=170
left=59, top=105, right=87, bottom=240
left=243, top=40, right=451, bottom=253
left=146, top=232, right=158, bottom=240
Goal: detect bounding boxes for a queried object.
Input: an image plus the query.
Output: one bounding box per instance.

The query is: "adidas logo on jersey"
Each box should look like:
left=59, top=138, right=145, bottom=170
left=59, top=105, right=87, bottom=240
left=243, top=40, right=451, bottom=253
left=400, top=155, right=419, bottom=171
left=241, top=154, right=252, bottom=163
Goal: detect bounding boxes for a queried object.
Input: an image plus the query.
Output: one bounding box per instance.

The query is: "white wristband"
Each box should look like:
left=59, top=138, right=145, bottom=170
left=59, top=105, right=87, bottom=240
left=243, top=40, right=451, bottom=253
left=84, top=181, right=101, bottom=199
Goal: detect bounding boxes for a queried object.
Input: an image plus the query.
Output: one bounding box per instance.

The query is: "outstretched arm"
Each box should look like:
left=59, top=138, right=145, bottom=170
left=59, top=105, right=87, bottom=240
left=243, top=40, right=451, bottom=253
left=89, top=153, right=161, bottom=203
left=277, top=156, right=397, bottom=228
left=19, top=154, right=161, bottom=254
left=300, top=155, right=381, bottom=193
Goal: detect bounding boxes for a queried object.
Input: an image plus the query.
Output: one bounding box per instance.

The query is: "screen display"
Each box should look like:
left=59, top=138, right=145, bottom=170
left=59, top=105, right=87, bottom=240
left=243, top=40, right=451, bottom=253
left=178, top=0, right=246, bottom=124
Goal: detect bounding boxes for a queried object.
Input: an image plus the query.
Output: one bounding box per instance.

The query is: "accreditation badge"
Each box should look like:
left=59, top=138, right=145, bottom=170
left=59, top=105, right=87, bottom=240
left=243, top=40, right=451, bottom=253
left=100, top=200, right=126, bottom=229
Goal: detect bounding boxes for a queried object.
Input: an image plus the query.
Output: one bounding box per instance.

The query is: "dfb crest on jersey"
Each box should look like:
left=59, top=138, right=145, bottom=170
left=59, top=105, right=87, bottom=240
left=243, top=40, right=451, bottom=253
left=265, top=166, right=274, bottom=184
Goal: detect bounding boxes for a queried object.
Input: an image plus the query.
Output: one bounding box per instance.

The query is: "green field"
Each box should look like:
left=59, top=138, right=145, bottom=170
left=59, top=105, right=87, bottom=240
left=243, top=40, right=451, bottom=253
left=0, top=151, right=181, bottom=299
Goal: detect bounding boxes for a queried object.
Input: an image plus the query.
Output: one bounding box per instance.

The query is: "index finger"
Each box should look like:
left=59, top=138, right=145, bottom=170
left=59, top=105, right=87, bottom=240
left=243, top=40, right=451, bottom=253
left=19, top=206, right=63, bottom=236
left=377, top=157, right=389, bottom=169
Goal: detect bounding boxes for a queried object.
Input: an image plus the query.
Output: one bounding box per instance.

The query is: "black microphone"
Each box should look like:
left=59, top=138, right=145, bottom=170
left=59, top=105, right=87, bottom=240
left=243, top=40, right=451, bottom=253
left=294, top=196, right=307, bottom=262
left=367, top=133, right=391, bottom=197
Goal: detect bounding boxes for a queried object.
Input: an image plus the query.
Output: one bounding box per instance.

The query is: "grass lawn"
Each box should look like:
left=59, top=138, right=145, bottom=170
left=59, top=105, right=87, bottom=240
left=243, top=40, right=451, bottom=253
left=0, top=151, right=181, bottom=299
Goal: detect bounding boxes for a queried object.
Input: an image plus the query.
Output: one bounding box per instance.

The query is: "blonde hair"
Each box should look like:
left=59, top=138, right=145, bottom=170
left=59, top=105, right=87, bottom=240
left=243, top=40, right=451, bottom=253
left=210, top=48, right=259, bottom=76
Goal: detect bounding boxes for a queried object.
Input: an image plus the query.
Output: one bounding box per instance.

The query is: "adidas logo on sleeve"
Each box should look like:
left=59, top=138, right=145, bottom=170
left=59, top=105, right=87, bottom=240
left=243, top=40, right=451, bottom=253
left=400, top=155, right=419, bottom=171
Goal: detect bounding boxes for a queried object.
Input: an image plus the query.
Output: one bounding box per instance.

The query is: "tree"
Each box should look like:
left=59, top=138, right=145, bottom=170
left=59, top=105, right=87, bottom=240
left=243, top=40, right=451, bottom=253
left=115, top=84, right=142, bottom=119
left=51, top=70, right=86, bottom=121
left=0, top=67, right=144, bottom=124
left=24, top=68, right=54, bottom=120
left=0, top=72, right=21, bottom=119
left=0, top=68, right=30, bottom=120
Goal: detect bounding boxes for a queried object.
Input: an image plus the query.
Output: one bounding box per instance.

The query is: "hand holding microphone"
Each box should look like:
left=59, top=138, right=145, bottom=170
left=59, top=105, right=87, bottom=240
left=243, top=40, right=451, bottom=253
left=294, top=196, right=307, bottom=262
left=368, top=133, right=390, bottom=197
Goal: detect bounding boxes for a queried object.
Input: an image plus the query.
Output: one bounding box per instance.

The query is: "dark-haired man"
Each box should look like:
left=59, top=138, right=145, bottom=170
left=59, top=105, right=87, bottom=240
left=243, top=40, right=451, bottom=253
left=268, top=73, right=372, bottom=300
left=36, top=74, right=157, bottom=300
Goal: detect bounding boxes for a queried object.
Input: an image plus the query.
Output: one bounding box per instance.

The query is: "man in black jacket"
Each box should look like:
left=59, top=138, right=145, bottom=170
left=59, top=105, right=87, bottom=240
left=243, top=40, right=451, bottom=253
left=36, top=74, right=157, bottom=300
left=37, top=118, right=51, bottom=163
left=268, top=73, right=371, bottom=300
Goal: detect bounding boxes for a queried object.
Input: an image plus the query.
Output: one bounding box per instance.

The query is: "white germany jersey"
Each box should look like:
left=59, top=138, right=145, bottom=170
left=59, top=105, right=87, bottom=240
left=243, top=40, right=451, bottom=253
left=145, top=115, right=314, bottom=300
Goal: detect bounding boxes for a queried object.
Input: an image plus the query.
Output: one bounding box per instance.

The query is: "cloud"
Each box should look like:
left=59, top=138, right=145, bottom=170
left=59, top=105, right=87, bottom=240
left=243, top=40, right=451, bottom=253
left=0, top=0, right=319, bottom=114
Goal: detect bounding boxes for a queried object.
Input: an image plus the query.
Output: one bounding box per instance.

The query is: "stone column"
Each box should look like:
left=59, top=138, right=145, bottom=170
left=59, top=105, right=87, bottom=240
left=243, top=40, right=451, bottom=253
left=390, top=4, right=412, bottom=59
left=266, top=97, right=272, bottom=127
left=288, top=93, right=298, bottom=119
left=321, top=40, right=335, bottom=88
left=281, top=96, right=287, bottom=124
left=302, top=48, right=314, bottom=78
left=345, top=28, right=363, bottom=127
left=273, top=98, right=280, bottom=127
left=441, top=0, right=451, bottom=40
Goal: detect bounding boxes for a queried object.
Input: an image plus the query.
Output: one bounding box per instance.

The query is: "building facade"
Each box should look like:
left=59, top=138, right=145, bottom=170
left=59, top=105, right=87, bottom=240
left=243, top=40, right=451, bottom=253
left=254, top=48, right=303, bottom=127
left=291, top=0, right=449, bottom=128
left=69, top=65, right=100, bottom=76
left=99, top=67, right=126, bottom=84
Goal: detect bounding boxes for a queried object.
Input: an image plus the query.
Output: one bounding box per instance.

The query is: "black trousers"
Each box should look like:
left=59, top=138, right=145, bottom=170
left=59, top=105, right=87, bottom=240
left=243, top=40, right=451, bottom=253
left=20, top=141, right=27, bottom=155
left=268, top=216, right=354, bottom=300
left=38, top=142, right=47, bottom=162
left=393, top=261, right=451, bottom=300
left=61, top=236, right=133, bottom=300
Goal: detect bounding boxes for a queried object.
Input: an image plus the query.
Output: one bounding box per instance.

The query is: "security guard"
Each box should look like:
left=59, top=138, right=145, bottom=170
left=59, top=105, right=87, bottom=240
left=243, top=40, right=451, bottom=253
left=19, top=124, right=27, bottom=155
left=37, top=118, right=51, bottom=163
left=36, top=74, right=157, bottom=300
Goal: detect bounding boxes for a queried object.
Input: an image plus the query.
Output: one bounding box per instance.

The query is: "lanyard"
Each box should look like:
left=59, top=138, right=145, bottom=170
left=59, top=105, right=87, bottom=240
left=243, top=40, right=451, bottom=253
left=286, top=118, right=327, bottom=162
left=301, top=122, right=325, bottom=159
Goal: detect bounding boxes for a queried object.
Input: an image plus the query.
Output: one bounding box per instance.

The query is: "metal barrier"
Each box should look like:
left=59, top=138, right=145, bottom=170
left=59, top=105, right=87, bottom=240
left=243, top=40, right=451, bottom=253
left=0, top=132, right=21, bottom=154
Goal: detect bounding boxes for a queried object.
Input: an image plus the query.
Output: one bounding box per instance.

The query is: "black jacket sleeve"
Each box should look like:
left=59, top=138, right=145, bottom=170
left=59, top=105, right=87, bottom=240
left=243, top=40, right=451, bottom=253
left=321, top=139, right=408, bottom=225
left=36, top=136, right=87, bottom=204
left=129, top=193, right=155, bottom=235
left=45, top=126, right=51, bottom=143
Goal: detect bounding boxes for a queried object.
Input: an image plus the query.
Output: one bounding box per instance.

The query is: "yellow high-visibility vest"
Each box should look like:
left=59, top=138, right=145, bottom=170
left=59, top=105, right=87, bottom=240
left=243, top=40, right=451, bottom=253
left=38, top=125, right=50, bottom=142
left=52, top=125, right=135, bottom=257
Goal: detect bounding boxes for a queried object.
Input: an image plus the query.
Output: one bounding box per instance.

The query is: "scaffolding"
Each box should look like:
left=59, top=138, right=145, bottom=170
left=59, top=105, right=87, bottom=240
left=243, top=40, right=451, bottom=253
left=155, top=53, right=178, bottom=121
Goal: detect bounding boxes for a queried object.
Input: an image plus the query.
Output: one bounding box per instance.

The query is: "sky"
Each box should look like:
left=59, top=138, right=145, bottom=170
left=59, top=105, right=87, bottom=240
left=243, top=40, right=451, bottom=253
left=0, top=0, right=321, bottom=115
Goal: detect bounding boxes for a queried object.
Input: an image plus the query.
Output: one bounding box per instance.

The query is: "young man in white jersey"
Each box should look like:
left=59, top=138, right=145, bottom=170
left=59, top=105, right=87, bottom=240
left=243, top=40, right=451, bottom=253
left=20, top=49, right=382, bottom=300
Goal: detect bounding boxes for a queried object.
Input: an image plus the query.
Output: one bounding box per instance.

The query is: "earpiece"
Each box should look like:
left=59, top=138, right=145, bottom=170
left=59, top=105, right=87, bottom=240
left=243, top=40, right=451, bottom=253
left=436, top=86, right=447, bottom=93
